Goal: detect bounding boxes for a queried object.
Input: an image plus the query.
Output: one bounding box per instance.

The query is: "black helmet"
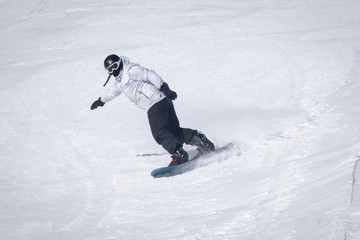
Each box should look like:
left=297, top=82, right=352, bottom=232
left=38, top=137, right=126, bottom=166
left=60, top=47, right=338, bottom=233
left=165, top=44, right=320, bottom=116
left=102, top=54, right=124, bottom=86
left=104, top=54, right=120, bottom=70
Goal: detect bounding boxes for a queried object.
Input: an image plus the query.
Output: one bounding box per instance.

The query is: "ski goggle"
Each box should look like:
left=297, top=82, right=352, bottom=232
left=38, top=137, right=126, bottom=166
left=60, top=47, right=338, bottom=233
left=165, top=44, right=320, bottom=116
left=103, top=60, right=123, bottom=87
left=106, top=61, right=120, bottom=74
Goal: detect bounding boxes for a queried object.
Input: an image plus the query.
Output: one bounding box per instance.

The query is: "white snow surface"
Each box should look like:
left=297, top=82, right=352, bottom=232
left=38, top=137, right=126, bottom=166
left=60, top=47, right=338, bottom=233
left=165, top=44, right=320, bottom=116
left=1, top=0, right=360, bottom=239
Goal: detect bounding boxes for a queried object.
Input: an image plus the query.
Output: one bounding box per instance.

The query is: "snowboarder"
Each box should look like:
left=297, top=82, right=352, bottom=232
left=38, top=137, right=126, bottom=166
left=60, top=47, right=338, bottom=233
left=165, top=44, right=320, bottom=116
left=91, top=54, right=215, bottom=166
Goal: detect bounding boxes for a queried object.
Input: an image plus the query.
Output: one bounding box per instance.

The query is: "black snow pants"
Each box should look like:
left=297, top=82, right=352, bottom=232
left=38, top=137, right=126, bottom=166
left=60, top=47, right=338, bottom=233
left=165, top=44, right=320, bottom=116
left=147, top=97, right=197, bottom=154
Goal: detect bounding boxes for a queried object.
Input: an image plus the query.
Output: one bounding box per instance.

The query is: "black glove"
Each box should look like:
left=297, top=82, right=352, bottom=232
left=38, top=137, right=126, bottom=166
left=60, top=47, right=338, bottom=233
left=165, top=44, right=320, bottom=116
left=160, top=83, right=177, bottom=100
left=90, top=97, right=105, bottom=110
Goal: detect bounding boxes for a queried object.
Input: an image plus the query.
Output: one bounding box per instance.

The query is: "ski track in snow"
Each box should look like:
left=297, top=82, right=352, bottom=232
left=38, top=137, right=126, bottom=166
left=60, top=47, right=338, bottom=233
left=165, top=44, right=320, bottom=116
left=1, top=0, right=360, bottom=239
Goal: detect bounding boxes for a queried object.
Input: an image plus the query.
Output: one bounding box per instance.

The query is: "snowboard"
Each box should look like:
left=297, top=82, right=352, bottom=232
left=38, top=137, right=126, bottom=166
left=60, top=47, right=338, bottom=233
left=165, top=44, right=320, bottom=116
left=151, top=143, right=233, bottom=178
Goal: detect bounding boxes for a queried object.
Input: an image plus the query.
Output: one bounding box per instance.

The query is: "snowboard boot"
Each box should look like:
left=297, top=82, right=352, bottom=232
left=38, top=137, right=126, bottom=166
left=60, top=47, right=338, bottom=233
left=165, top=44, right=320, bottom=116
left=190, top=131, right=215, bottom=156
left=169, top=147, right=189, bottom=166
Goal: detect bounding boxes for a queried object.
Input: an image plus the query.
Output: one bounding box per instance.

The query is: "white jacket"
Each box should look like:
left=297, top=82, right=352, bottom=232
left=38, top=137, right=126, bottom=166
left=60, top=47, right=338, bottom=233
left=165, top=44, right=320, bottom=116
left=100, top=56, right=166, bottom=111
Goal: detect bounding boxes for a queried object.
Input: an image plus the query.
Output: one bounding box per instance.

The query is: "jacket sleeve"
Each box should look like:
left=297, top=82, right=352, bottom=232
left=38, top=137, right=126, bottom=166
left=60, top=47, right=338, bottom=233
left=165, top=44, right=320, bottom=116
left=128, top=65, right=164, bottom=89
left=100, top=82, right=122, bottom=103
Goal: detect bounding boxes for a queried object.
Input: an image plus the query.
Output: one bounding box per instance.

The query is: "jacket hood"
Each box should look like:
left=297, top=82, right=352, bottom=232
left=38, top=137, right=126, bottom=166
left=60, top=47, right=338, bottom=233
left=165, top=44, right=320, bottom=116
left=120, top=55, right=130, bottom=66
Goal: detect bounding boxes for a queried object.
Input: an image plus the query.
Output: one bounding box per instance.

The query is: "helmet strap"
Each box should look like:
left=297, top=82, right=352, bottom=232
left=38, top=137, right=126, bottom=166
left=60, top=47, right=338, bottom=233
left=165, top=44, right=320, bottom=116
left=103, top=74, right=111, bottom=87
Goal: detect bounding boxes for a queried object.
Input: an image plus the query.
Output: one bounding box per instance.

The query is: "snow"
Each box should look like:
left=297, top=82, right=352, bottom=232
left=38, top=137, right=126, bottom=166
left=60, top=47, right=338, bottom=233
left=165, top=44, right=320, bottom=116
left=1, top=0, right=360, bottom=239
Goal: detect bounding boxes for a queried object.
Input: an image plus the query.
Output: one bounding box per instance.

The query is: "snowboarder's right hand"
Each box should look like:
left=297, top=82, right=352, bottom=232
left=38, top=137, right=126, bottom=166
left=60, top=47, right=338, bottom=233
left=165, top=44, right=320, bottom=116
left=90, top=97, right=105, bottom=110
left=160, top=83, right=177, bottom=100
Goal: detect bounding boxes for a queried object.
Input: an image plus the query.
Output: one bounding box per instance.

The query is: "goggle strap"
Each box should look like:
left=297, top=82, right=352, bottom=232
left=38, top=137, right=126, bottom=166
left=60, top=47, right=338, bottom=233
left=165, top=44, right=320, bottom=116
left=103, top=74, right=111, bottom=87
left=103, top=60, right=123, bottom=87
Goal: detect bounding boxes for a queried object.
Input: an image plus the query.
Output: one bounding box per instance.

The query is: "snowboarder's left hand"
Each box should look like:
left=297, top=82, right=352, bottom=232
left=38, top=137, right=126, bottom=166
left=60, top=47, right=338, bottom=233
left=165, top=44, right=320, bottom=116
left=161, top=83, right=177, bottom=100
left=90, top=97, right=105, bottom=110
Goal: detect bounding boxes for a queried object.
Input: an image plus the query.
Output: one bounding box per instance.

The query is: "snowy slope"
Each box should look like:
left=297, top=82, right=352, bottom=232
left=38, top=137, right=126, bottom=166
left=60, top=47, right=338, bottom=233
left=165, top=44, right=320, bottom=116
left=1, top=0, right=360, bottom=239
